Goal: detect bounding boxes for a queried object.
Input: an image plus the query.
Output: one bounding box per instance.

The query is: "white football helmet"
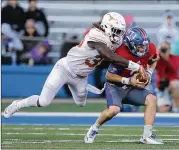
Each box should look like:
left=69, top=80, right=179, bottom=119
left=100, top=12, right=126, bottom=45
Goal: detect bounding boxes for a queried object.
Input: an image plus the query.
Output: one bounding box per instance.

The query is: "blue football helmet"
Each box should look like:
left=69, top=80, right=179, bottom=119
left=124, top=27, right=150, bottom=57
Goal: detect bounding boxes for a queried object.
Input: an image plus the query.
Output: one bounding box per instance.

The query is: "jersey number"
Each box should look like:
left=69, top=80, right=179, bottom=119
left=78, top=37, right=103, bottom=67
left=85, top=56, right=103, bottom=68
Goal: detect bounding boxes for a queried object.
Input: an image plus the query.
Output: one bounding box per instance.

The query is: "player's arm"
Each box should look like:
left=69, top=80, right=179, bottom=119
left=145, top=53, right=160, bottom=85
left=146, top=44, right=160, bottom=81
left=106, top=71, right=145, bottom=88
left=106, top=64, right=145, bottom=88
left=87, top=41, right=146, bottom=78
left=147, top=60, right=157, bottom=73
left=145, top=58, right=158, bottom=85
left=88, top=41, right=128, bottom=66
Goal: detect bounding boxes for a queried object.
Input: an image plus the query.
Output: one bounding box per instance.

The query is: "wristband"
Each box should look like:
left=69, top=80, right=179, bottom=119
left=128, top=60, right=140, bottom=72
left=121, top=77, right=130, bottom=85
left=146, top=68, right=154, bottom=76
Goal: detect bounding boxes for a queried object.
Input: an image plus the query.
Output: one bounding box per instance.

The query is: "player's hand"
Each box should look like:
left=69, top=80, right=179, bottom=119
left=148, top=53, right=160, bottom=66
left=129, top=74, right=145, bottom=88
left=144, top=72, right=151, bottom=86
left=138, top=66, right=147, bottom=80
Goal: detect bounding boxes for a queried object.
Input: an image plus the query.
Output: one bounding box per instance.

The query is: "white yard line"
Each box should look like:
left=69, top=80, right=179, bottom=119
left=2, top=140, right=83, bottom=144
left=2, top=128, right=25, bottom=130
left=3, top=132, right=179, bottom=137
left=3, top=133, right=47, bottom=135
left=3, top=139, right=19, bottom=141
left=164, top=139, right=179, bottom=141
left=3, top=127, right=179, bottom=132
left=2, top=127, right=112, bottom=131
left=2, top=98, right=106, bottom=103
left=107, top=139, right=179, bottom=143
left=2, top=139, right=179, bottom=145
left=107, top=140, right=138, bottom=143
left=55, top=133, right=179, bottom=137
left=5, top=112, right=179, bottom=117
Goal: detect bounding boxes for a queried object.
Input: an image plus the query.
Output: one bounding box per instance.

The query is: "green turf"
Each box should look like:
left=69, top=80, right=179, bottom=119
left=2, top=102, right=145, bottom=113
left=2, top=125, right=179, bottom=149
left=2, top=102, right=107, bottom=112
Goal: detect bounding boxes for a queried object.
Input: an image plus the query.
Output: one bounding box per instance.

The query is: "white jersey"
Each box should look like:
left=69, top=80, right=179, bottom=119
left=65, top=28, right=122, bottom=77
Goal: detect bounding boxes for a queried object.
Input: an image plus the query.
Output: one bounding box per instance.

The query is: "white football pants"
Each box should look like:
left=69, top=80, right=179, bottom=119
left=37, top=58, right=88, bottom=107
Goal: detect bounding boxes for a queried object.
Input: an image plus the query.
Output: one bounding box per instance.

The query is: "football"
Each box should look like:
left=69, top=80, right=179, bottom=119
left=136, top=74, right=148, bottom=83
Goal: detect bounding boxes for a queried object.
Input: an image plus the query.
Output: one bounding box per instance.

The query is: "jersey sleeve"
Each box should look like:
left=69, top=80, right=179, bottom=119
left=107, top=63, right=123, bottom=74
left=149, top=43, right=157, bottom=55
left=87, top=28, right=107, bottom=45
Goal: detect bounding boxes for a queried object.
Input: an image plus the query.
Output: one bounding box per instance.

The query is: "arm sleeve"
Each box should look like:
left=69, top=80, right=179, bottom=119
left=150, top=43, right=157, bottom=55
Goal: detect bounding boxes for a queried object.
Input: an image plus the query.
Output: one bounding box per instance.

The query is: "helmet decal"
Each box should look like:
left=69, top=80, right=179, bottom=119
left=100, top=12, right=126, bottom=46
left=128, top=30, right=136, bottom=40
left=107, top=14, right=118, bottom=23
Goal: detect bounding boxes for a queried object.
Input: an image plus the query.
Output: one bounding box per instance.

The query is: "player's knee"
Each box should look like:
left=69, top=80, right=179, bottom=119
left=75, top=92, right=86, bottom=107
left=31, top=95, right=39, bottom=100
left=76, top=91, right=86, bottom=98
left=108, top=106, right=120, bottom=116
left=38, top=97, right=51, bottom=107
left=145, top=94, right=157, bottom=107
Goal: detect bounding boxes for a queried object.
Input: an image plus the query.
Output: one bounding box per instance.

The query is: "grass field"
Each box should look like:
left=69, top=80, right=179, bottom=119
left=2, top=125, right=179, bottom=149
left=2, top=100, right=145, bottom=113
left=1, top=102, right=107, bottom=112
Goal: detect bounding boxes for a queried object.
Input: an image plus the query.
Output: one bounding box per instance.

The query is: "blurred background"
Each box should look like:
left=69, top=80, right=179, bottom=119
left=1, top=0, right=179, bottom=113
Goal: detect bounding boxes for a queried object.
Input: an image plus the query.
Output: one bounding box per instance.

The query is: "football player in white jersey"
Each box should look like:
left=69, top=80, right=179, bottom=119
left=4, top=12, right=146, bottom=118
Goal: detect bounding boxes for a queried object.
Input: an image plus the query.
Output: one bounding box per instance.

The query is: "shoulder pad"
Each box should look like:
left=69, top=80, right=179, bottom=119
left=88, top=28, right=108, bottom=45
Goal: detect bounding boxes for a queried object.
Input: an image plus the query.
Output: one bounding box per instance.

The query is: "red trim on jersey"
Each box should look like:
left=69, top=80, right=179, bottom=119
left=106, top=85, right=114, bottom=104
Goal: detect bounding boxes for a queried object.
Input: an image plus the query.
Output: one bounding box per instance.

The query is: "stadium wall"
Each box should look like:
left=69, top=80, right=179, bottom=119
left=2, top=65, right=104, bottom=98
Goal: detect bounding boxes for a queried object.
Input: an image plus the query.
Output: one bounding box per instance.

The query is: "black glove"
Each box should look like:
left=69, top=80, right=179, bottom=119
left=148, top=54, right=158, bottom=65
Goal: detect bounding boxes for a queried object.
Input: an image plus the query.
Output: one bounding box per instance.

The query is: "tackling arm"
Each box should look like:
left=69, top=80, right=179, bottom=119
left=87, top=41, right=146, bottom=78
left=88, top=41, right=128, bottom=67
